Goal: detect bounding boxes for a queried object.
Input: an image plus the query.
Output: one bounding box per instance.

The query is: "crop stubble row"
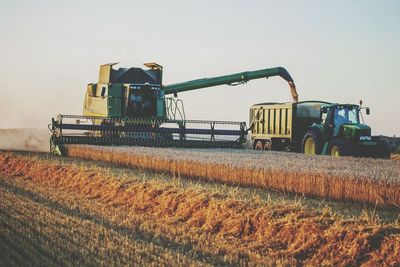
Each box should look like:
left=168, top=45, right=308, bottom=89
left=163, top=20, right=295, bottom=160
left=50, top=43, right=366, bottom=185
left=0, top=152, right=399, bottom=266
left=66, top=145, right=400, bottom=206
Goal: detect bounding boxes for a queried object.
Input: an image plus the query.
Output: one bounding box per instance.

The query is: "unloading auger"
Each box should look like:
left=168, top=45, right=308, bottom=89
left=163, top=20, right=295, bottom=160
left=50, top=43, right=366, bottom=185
left=49, top=63, right=298, bottom=155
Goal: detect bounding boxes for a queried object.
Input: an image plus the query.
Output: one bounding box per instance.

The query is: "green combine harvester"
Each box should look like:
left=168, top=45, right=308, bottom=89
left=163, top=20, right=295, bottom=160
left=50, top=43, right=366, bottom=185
left=50, top=63, right=298, bottom=155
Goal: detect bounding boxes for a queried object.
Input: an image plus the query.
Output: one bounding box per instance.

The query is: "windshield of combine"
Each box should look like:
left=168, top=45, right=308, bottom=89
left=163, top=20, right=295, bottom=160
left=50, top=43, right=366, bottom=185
left=127, top=90, right=157, bottom=117
left=335, top=106, right=359, bottom=125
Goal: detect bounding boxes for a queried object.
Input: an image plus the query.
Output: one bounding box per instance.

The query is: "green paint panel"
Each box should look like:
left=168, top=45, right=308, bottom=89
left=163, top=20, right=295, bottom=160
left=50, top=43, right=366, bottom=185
left=156, top=97, right=166, bottom=118
left=164, top=67, right=293, bottom=95
left=108, top=84, right=123, bottom=117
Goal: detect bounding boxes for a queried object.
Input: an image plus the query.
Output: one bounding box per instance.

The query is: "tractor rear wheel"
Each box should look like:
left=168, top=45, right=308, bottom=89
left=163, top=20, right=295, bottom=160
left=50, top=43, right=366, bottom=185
left=254, top=140, right=264, bottom=151
left=302, top=128, right=323, bottom=155
left=328, top=138, right=352, bottom=157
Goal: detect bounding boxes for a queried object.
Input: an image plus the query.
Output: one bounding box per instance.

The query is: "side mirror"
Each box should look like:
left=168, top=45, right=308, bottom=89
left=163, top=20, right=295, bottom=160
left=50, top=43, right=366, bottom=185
left=366, top=108, right=370, bottom=115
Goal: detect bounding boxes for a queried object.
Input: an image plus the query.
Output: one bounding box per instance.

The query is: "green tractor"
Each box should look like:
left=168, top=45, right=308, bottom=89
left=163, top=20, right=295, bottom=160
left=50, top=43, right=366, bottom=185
left=302, top=103, right=390, bottom=158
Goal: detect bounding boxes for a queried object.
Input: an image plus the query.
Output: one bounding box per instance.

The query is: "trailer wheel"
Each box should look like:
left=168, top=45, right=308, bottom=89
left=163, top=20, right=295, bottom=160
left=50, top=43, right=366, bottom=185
left=264, top=140, right=272, bottom=151
left=302, top=128, right=323, bottom=155
left=328, top=138, right=352, bottom=157
left=254, top=140, right=264, bottom=150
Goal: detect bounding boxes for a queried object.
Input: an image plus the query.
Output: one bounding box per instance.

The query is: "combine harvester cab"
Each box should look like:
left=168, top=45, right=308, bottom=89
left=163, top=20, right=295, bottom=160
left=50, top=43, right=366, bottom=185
left=250, top=101, right=390, bottom=159
left=50, top=63, right=250, bottom=155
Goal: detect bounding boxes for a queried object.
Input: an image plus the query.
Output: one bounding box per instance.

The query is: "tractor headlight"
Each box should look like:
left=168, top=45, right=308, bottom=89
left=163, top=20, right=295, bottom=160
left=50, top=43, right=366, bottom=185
left=359, top=136, right=371, bottom=141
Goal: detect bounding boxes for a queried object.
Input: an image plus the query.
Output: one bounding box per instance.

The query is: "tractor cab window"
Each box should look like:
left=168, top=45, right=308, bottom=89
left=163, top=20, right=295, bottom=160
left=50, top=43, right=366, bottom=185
left=332, top=106, right=359, bottom=136
left=333, top=106, right=359, bottom=136
left=334, top=106, right=359, bottom=126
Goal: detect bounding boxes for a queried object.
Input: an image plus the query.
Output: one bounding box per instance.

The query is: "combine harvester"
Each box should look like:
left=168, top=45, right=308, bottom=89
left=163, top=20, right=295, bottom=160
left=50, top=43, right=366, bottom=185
left=50, top=63, right=298, bottom=155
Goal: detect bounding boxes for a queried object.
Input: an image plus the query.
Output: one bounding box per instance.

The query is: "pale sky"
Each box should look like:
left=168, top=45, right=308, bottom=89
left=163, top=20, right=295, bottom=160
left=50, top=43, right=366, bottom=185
left=1, top=0, right=399, bottom=135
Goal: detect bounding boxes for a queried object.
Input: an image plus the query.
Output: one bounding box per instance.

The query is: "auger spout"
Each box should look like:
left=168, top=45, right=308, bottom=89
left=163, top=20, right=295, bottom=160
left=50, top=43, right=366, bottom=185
left=164, top=66, right=299, bottom=102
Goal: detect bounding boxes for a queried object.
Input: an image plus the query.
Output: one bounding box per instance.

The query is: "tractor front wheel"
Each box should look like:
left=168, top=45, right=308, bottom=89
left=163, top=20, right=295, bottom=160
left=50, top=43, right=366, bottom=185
left=328, top=138, right=352, bottom=157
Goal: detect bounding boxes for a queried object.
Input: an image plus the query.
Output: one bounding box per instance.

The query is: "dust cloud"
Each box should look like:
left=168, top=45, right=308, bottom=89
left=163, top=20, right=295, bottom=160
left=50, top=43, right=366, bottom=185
left=0, top=128, right=51, bottom=153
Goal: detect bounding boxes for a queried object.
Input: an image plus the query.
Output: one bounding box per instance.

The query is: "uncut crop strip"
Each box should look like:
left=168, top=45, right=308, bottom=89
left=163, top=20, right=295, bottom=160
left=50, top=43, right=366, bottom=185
left=1, top=152, right=400, bottom=266
left=66, top=145, right=400, bottom=207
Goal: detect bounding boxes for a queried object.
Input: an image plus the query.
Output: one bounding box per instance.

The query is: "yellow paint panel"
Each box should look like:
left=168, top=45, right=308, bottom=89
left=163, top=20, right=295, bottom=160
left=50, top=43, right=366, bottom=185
left=99, top=65, right=112, bottom=84
left=269, top=109, right=274, bottom=134
left=275, top=109, right=280, bottom=135
left=261, top=109, right=266, bottom=134
left=83, top=83, right=108, bottom=117
left=250, top=103, right=293, bottom=140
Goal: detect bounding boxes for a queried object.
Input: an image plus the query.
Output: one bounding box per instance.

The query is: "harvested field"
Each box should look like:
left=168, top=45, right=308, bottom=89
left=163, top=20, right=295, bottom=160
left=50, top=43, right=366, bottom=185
left=1, top=152, right=400, bottom=266
left=66, top=145, right=400, bottom=207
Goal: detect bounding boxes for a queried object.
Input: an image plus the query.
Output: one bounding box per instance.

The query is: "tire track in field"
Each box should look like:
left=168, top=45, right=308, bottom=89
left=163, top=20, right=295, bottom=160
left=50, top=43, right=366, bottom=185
left=0, top=180, right=233, bottom=266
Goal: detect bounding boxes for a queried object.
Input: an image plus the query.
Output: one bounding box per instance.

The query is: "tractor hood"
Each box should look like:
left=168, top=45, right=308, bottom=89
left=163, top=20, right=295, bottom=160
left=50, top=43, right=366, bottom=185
left=341, top=124, right=371, bottom=139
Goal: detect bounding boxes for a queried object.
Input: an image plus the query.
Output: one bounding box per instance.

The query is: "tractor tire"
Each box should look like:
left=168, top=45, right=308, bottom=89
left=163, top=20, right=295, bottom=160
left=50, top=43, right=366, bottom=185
left=328, top=138, right=352, bottom=157
left=301, top=128, right=323, bottom=155
left=373, top=140, right=391, bottom=159
left=254, top=140, right=264, bottom=151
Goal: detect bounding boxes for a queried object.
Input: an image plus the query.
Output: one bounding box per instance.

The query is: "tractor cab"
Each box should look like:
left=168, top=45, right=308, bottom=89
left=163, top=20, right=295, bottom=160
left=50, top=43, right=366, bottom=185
left=320, top=104, right=371, bottom=140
